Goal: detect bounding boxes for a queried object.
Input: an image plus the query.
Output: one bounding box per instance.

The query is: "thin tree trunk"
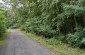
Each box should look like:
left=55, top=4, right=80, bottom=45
left=74, top=16, right=78, bottom=27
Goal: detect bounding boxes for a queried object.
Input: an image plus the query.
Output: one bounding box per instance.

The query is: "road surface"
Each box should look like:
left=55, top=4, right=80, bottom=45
left=0, top=29, right=54, bottom=55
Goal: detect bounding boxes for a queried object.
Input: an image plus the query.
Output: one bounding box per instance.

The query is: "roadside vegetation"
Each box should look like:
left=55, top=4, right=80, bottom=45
left=1, top=0, right=85, bottom=55
left=22, top=31, right=85, bottom=55
left=0, top=9, right=7, bottom=45
left=8, top=0, right=85, bottom=48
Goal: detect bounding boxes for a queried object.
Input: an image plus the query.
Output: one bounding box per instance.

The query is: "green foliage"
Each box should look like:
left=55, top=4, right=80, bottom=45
left=46, top=38, right=58, bottom=45
left=0, top=9, right=7, bottom=36
left=7, top=0, right=85, bottom=48
left=20, top=17, right=56, bottom=38
left=65, top=26, right=85, bottom=48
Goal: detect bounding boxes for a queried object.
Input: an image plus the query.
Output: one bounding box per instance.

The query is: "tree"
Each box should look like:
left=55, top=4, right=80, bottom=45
left=7, top=0, right=85, bottom=48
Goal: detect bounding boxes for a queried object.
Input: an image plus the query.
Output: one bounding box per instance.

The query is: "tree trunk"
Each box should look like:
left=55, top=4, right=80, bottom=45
left=74, top=16, right=78, bottom=27
left=83, top=18, right=85, bottom=26
left=82, top=15, right=85, bottom=26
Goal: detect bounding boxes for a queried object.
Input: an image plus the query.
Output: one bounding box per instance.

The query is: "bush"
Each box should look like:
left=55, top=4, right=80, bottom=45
left=0, top=9, right=7, bottom=37
left=21, top=22, right=56, bottom=38
left=38, top=25, right=56, bottom=38
left=65, top=26, right=85, bottom=48
left=46, top=38, right=58, bottom=45
left=20, top=17, right=56, bottom=38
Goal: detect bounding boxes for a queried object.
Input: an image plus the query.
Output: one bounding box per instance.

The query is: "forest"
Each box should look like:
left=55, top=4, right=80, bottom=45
left=0, top=0, right=85, bottom=51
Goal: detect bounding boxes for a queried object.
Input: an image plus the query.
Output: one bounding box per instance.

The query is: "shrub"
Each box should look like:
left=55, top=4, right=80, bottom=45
left=38, top=25, right=56, bottom=38
left=0, top=10, right=6, bottom=37
left=65, top=26, right=85, bottom=48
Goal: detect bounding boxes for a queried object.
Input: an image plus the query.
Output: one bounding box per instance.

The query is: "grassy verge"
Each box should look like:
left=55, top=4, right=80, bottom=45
left=21, top=31, right=85, bottom=55
left=0, top=29, right=10, bottom=46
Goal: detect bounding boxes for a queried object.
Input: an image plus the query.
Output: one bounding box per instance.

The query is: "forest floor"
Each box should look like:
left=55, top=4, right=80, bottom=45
left=0, top=29, right=54, bottom=55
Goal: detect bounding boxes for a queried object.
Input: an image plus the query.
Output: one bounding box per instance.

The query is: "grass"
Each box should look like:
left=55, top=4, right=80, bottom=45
left=0, top=29, right=10, bottom=46
left=22, top=31, right=85, bottom=55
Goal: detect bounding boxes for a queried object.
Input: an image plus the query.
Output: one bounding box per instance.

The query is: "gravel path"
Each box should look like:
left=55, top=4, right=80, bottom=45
left=0, top=29, right=54, bottom=55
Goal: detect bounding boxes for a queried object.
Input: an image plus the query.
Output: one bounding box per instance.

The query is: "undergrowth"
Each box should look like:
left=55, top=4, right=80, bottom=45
left=22, top=30, right=85, bottom=55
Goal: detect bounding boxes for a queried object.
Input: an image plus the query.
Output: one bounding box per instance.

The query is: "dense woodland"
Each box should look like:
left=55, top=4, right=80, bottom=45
left=1, top=0, right=85, bottom=48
